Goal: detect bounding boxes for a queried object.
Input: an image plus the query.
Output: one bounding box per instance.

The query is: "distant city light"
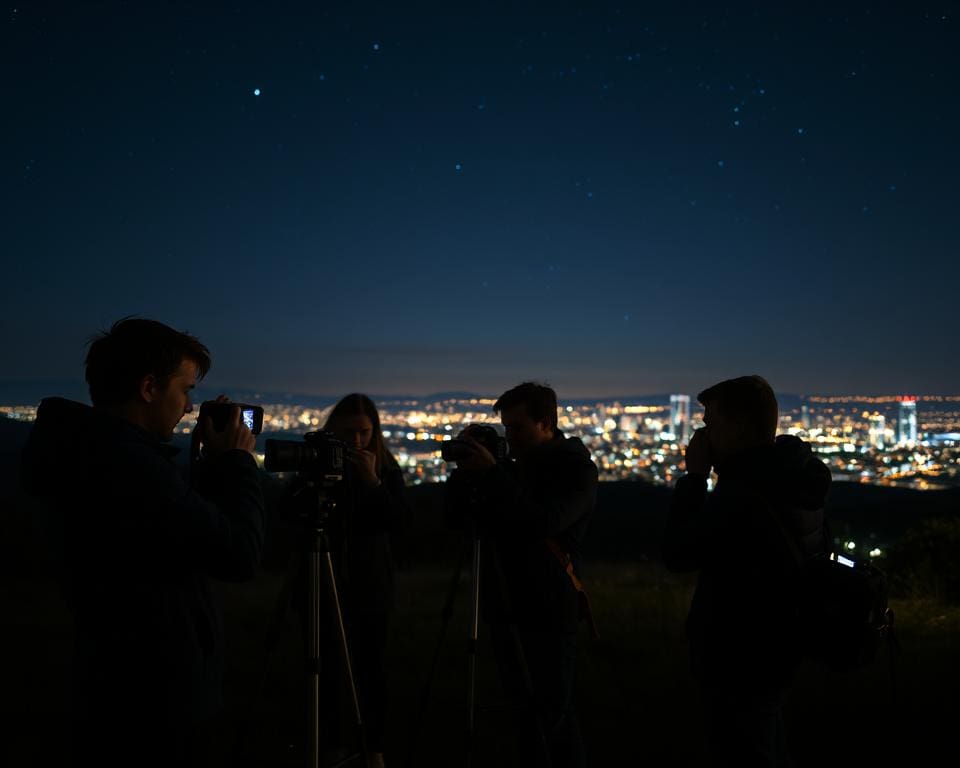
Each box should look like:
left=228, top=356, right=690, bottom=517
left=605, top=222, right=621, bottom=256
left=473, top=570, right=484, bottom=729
left=2, top=393, right=959, bottom=491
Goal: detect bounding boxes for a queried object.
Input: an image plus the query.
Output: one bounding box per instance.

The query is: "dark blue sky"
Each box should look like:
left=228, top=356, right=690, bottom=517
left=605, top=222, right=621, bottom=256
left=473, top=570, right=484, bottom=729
left=4, top=2, right=958, bottom=398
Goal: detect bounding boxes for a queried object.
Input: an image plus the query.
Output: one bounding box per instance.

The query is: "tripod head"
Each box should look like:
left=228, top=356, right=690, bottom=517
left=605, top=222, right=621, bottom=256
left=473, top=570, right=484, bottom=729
left=287, top=478, right=343, bottom=538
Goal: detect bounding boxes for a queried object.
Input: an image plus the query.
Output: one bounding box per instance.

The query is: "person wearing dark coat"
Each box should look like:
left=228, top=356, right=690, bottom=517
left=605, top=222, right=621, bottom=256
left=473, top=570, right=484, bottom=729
left=284, top=393, right=410, bottom=768
left=19, top=318, right=264, bottom=768
left=445, top=382, right=596, bottom=768
left=662, top=375, right=830, bottom=768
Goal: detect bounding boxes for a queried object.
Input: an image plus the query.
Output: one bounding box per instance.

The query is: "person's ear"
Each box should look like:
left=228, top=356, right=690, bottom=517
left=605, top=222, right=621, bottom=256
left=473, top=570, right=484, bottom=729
left=138, top=374, right=160, bottom=404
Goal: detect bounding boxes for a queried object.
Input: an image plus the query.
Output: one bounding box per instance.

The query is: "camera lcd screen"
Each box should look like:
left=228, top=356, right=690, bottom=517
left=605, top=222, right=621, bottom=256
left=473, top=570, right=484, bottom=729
left=242, top=409, right=256, bottom=431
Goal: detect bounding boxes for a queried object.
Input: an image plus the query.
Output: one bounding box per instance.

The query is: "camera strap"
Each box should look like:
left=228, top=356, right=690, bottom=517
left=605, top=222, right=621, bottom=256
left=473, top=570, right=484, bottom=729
left=544, top=538, right=599, bottom=640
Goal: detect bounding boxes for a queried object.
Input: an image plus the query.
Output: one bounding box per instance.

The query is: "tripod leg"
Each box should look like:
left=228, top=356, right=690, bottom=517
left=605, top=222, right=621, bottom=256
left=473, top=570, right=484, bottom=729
left=404, top=533, right=470, bottom=768
left=321, top=549, right=370, bottom=767
left=308, top=549, right=322, bottom=768
left=466, top=535, right=482, bottom=768
left=487, top=543, right=553, bottom=768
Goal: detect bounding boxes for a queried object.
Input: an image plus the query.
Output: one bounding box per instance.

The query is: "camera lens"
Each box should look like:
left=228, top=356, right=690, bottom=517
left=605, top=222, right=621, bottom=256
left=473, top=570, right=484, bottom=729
left=264, top=439, right=311, bottom=473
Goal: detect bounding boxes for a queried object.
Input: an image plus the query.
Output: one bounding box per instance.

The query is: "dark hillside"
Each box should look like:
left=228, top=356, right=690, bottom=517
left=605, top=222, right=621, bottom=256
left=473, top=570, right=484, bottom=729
left=3, top=417, right=959, bottom=765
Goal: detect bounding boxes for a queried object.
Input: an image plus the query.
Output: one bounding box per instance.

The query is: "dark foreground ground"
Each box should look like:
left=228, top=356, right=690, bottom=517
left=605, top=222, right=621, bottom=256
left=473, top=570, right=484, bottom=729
left=4, top=561, right=958, bottom=768
left=2, top=418, right=957, bottom=767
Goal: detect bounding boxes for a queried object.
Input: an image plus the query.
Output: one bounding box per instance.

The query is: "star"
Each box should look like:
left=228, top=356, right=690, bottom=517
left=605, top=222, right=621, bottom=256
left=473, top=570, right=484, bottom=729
left=253, top=88, right=261, bottom=96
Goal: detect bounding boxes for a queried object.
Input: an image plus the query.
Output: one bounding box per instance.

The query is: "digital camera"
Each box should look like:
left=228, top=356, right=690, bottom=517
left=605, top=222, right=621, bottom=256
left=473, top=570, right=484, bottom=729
left=441, top=424, right=509, bottom=464
left=199, top=401, right=264, bottom=435
left=264, top=430, right=347, bottom=484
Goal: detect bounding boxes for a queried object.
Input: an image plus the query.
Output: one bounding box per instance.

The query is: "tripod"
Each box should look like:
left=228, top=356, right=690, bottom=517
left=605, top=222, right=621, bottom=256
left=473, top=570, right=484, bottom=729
left=264, top=482, right=370, bottom=768
left=405, top=516, right=552, bottom=768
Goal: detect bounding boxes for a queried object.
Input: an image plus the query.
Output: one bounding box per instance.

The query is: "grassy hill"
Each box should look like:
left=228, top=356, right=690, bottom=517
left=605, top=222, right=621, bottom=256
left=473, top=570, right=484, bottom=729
left=2, top=416, right=959, bottom=765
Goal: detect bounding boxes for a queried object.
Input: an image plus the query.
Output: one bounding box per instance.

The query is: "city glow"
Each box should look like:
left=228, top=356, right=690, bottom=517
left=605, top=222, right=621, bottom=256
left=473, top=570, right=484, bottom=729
left=2, top=392, right=958, bottom=492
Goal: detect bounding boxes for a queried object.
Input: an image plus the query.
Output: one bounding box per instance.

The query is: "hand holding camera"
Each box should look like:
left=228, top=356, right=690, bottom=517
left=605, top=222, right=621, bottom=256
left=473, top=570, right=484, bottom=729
left=442, top=425, right=506, bottom=476
left=199, top=396, right=258, bottom=458
left=684, top=427, right=712, bottom=476
left=346, top=448, right=380, bottom=488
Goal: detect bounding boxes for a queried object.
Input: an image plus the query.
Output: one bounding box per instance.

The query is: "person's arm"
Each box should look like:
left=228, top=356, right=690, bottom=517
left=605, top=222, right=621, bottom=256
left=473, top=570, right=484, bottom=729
left=661, top=472, right=711, bottom=572
left=118, top=442, right=265, bottom=582
left=662, top=428, right=715, bottom=573
left=351, top=465, right=412, bottom=534
left=187, top=448, right=265, bottom=580
left=476, top=453, right=597, bottom=540
left=443, top=468, right=480, bottom=531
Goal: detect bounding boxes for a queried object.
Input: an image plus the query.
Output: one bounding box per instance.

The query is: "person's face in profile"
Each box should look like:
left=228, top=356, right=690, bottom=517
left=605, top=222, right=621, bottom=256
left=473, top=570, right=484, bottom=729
left=145, top=358, right=198, bottom=441
left=500, top=403, right=553, bottom=459
left=335, top=413, right=374, bottom=451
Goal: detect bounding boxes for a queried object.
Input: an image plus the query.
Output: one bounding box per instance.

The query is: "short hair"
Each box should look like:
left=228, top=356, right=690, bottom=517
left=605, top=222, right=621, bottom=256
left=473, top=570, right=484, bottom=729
left=494, top=382, right=559, bottom=430
left=85, top=317, right=211, bottom=407
left=697, top=375, right=778, bottom=440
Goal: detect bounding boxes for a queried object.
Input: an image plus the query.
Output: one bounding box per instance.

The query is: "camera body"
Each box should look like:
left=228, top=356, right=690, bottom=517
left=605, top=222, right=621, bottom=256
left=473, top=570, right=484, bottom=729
left=199, top=401, right=264, bottom=435
left=264, top=430, right=348, bottom=485
left=441, top=424, right=509, bottom=464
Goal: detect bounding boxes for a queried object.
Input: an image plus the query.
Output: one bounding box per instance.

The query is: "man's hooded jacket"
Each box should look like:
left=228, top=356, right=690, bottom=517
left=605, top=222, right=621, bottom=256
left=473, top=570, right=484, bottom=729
left=20, top=397, right=264, bottom=725
left=663, top=435, right=830, bottom=696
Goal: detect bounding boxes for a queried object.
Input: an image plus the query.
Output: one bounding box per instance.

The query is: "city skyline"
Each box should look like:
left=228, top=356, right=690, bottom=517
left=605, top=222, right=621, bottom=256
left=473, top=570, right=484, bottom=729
left=4, top=390, right=958, bottom=493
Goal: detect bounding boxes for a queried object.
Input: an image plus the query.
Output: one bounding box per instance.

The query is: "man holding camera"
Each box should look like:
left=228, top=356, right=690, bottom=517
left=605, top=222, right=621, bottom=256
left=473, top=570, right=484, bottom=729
left=662, top=376, right=829, bottom=767
left=446, top=382, right=597, bottom=768
left=21, top=318, right=264, bottom=767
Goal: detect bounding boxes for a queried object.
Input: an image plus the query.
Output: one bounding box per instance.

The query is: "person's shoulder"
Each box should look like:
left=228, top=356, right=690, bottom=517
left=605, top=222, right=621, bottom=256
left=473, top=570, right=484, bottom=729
left=107, top=434, right=184, bottom=487
left=542, top=435, right=598, bottom=480
left=558, top=435, right=596, bottom=464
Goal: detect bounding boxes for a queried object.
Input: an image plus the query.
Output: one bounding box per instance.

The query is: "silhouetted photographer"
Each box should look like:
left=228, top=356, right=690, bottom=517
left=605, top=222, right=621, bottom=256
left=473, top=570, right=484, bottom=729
left=269, top=394, right=410, bottom=768
left=21, top=317, right=264, bottom=768
left=662, top=376, right=830, bottom=767
left=443, top=382, right=597, bottom=768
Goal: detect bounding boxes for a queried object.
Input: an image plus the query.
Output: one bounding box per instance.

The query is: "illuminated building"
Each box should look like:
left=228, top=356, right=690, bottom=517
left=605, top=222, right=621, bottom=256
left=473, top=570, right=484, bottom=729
left=898, top=397, right=918, bottom=446
left=868, top=413, right=886, bottom=450
left=669, top=394, right=691, bottom=444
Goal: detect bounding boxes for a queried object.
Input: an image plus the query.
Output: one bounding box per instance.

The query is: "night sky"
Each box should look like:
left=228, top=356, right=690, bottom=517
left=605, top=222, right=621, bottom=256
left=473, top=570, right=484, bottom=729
left=4, top=2, right=958, bottom=398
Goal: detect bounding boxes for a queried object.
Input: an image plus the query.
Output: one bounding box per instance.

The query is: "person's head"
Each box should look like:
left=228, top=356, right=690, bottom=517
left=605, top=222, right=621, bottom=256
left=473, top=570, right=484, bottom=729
left=494, top=382, right=558, bottom=458
left=85, top=317, right=211, bottom=441
left=697, top=375, right=778, bottom=463
left=323, top=393, right=396, bottom=475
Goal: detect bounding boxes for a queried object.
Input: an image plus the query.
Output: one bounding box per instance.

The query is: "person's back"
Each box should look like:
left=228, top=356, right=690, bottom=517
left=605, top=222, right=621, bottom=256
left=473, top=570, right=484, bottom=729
left=20, top=318, right=264, bottom=767
left=669, top=434, right=829, bottom=695
left=663, top=375, right=829, bottom=767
